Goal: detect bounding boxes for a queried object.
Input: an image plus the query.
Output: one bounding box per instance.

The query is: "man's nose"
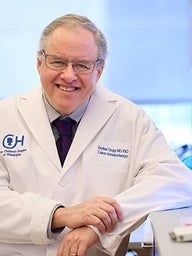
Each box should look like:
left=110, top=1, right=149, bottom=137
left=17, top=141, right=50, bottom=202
left=60, top=64, right=77, bottom=82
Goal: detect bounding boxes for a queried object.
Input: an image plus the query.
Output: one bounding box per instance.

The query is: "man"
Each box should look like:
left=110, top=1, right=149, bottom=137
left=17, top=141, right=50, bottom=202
left=0, top=14, right=191, bottom=256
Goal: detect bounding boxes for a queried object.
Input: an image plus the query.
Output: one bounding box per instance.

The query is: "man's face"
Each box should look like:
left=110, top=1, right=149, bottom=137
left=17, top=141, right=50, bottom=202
left=37, top=26, right=103, bottom=115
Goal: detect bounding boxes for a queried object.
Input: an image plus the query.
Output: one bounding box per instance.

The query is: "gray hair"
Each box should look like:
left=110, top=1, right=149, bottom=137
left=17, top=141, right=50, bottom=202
left=39, top=14, right=107, bottom=61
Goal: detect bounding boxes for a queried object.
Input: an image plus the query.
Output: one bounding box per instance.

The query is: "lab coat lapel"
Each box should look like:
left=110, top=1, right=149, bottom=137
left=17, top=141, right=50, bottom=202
left=16, top=85, right=118, bottom=173
left=63, top=85, right=118, bottom=172
left=17, top=87, right=60, bottom=169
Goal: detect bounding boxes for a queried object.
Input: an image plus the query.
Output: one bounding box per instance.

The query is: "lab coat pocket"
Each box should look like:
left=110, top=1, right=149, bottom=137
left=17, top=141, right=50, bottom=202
left=79, top=143, right=131, bottom=197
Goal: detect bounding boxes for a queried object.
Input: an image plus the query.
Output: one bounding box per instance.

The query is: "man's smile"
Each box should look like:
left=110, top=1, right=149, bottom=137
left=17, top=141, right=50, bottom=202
left=56, top=84, right=77, bottom=92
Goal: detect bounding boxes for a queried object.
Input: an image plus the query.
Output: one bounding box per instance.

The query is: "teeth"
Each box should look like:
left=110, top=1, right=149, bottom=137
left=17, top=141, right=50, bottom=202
left=59, top=85, right=75, bottom=92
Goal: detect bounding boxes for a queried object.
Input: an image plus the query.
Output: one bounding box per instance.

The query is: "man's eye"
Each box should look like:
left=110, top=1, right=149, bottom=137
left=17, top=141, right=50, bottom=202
left=51, top=60, right=67, bottom=66
left=75, top=63, right=90, bottom=70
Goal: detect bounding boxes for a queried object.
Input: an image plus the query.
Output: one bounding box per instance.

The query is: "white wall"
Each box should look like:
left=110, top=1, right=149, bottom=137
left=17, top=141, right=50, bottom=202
left=1, top=0, right=192, bottom=102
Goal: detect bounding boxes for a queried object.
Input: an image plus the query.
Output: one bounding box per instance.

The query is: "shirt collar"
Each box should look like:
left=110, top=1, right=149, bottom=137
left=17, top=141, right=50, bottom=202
left=43, top=93, right=90, bottom=124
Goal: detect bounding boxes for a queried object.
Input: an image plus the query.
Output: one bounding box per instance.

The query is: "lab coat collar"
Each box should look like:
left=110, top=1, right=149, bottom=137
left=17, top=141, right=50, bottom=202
left=16, top=86, right=61, bottom=170
left=63, top=84, right=119, bottom=172
left=16, top=84, right=119, bottom=173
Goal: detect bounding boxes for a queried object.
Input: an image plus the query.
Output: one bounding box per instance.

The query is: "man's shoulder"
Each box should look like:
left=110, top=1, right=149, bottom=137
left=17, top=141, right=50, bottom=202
left=0, top=86, right=42, bottom=110
left=95, top=83, right=139, bottom=108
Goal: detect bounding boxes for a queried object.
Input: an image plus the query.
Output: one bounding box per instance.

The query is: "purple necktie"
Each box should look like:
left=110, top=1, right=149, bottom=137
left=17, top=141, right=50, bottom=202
left=53, top=117, right=75, bottom=166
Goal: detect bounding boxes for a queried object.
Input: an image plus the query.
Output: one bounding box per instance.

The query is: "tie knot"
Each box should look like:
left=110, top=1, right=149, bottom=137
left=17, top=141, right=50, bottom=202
left=53, top=117, right=75, bottom=136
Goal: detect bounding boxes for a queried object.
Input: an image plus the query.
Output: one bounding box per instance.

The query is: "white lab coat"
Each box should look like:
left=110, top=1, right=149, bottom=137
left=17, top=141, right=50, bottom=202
left=0, top=84, right=191, bottom=256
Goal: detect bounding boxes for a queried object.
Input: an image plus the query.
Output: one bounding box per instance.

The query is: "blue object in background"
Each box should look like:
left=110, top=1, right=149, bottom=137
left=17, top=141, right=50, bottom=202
left=182, top=155, right=192, bottom=170
left=175, top=144, right=192, bottom=170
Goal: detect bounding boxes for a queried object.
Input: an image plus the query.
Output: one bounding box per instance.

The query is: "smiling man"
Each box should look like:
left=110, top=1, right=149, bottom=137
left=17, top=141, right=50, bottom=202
left=0, top=14, right=191, bottom=256
left=37, top=22, right=104, bottom=115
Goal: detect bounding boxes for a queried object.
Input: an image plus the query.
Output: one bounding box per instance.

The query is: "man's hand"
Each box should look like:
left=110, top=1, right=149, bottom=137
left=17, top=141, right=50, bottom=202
left=57, top=226, right=99, bottom=256
left=52, top=196, right=123, bottom=233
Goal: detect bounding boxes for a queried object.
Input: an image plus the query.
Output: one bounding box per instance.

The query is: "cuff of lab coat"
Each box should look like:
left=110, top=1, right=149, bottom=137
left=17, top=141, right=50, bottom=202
left=88, top=225, right=123, bottom=256
left=30, top=198, right=63, bottom=244
left=47, top=205, right=65, bottom=238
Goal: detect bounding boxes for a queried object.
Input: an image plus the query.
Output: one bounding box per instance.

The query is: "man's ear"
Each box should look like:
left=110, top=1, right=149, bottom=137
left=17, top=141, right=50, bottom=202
left=96, top=62, right=105, bottom=81
left=36, top=52, right=43, bottom=73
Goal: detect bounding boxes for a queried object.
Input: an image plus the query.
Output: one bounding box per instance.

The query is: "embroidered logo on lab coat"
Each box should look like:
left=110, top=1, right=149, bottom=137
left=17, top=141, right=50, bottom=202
left=97, top=145, right=129, bottom=158
left=0, top=134, right=27, bottom=157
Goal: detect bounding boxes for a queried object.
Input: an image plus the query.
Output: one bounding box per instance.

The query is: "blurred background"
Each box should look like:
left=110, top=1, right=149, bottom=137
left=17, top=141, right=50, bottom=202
left=1, top=1, right=192, bottom=255
left=0, top=0, right=191, bottom=160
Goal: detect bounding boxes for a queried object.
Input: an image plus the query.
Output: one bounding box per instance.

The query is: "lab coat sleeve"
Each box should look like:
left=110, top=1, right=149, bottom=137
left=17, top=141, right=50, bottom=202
left=90, top=110, right=192, bottom=255
left=0, top=160, right=62, bottom=245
